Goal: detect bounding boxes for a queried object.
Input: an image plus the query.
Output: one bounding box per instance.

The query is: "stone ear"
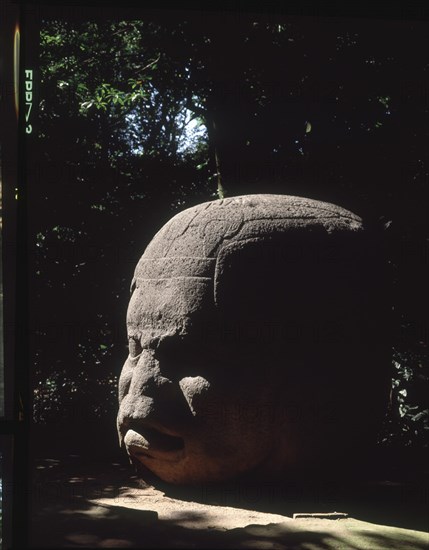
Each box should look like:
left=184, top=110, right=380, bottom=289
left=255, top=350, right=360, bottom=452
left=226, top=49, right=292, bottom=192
left=214, top=231, right=353, bottom=321
left=214, top=238, right=257, bottom=309
left=214, top=237, right=290, bottom=320
left=213, top=233, right=328, bottom=352
left=213, top=228, right=388, bottom=352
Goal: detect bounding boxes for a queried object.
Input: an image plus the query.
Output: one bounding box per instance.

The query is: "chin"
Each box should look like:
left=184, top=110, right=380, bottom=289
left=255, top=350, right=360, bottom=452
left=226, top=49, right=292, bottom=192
left=132, top=449, right=265, bottom=485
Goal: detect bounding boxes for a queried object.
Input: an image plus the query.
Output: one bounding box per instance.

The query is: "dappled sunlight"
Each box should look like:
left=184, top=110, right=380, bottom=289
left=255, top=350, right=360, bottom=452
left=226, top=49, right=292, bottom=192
left=30, top=457, right=429, bottom=548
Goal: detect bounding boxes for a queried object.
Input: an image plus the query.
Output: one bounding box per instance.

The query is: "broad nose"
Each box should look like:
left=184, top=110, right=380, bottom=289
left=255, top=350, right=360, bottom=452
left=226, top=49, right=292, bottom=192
left=118, top=349, right=193, bottom=439
left=129, top=349, right=172, bottom=398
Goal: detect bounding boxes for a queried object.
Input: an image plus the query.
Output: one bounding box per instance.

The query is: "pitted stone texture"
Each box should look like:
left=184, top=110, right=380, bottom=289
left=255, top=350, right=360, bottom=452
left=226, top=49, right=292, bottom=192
left=135, top=195, right=362, bottom=271
left=118, top=195, right=389, bottom=485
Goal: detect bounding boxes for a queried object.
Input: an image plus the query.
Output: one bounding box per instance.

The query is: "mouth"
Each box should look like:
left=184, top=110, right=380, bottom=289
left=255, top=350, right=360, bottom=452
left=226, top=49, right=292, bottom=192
left=124, top=427, right=185, bottom=462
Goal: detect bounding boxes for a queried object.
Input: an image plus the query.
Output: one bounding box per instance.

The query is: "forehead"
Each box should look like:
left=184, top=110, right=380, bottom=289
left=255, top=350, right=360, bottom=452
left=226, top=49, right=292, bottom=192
left=127, top=277, right=214, bottom=337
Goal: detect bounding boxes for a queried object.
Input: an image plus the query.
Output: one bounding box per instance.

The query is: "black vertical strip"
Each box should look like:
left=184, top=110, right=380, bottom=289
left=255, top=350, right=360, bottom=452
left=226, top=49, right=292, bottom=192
left=0, top=1, right=20, bottom=548
left=0, top=4, right=18, bottom=426
left=0, top=436, right=13, bottom=550
left=12, top=1, right=29, bottom=547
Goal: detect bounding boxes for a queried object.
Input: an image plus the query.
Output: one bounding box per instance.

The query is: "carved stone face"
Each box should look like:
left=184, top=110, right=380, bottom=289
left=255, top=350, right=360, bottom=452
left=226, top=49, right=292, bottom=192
left=117, top=195, right=389, bottom=484
left=117, top=277, right=287, bottom=484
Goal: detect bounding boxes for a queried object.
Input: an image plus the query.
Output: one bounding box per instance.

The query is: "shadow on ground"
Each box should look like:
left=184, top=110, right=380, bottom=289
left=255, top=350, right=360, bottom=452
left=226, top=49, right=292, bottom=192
left=29, top=453, right=429, bottom=549
left=160, top=474, right=429, bottom=532
left=30, top=498, right=429, bottom=550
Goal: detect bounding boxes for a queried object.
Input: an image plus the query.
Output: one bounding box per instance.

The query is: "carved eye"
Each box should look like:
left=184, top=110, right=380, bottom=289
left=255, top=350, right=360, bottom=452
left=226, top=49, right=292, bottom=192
left=128, top=336, right=142, bottom=358
left=155, top=338, right=203, bottom=380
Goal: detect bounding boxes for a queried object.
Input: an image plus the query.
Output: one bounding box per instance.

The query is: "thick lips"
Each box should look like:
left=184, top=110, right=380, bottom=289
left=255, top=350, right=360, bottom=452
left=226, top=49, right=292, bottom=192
left=124, top=428, right=185, bottom=462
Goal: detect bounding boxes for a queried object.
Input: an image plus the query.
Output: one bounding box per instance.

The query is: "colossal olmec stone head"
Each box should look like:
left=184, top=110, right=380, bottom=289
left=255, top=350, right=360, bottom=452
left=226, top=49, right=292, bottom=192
left=117, top=195, right=390, bottom=484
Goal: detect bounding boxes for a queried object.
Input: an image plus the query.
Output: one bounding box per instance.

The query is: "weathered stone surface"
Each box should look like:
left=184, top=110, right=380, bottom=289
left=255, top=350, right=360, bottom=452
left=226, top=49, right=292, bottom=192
left=117, top=194, right=390, bottom=484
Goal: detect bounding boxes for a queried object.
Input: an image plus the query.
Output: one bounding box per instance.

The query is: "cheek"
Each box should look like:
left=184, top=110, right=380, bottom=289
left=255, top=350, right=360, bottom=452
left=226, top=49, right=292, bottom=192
left=179, top=378, right=274, bottom=445
left=179, top=376, right=211, bottom=415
